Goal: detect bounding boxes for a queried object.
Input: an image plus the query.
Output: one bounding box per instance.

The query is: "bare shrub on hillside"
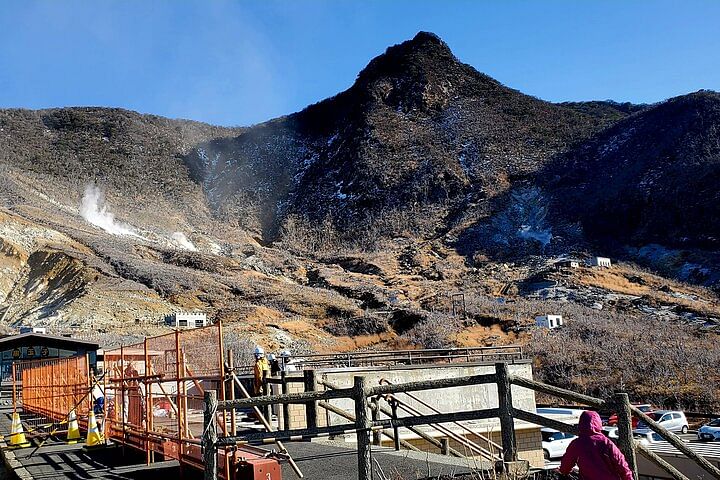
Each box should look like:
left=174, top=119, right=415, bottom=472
left=527, top=313, right=720, bottom=411
left=278, top=203, right=450, bottom=255
left=404, top=312, right=464, bottom=349
left=279, top=214, right=338, bottom=254
left=324, top=311, right=387, bottom=337
left=223, top=330, right=257, bottom=369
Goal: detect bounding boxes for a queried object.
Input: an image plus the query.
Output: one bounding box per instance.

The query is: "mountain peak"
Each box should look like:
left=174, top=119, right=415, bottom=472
left=356, top=31, right=457, bottom=83
left=408, top=31, right=447, bottom=48
left=350, top=32, right=473, bottom=112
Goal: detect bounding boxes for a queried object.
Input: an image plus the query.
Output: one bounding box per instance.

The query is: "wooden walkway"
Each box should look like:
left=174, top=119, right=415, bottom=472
left=0, top=406, right=181, bottom=480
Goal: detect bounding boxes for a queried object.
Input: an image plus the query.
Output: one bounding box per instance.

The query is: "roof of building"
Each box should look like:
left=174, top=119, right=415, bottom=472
left=0, top=332, right=99, bottom=349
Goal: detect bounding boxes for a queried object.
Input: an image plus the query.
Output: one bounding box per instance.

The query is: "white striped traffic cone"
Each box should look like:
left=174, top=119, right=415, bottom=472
left=67, top=409, right=82, bottom=444
left=85, top=409, right=104, bottom=447
left=8, top=411, right=30, bottom=448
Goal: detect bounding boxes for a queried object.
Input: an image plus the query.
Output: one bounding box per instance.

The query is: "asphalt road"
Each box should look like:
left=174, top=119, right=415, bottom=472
left=281, top=441, right=478, bottom=480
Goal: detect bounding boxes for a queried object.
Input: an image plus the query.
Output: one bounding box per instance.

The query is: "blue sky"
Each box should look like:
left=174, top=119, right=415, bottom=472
left=1, top=1, right=718, bottom=126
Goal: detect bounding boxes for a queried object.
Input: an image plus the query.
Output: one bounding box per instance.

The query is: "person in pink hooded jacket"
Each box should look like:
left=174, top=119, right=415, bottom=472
left=559, top=410, right=634, bottom=480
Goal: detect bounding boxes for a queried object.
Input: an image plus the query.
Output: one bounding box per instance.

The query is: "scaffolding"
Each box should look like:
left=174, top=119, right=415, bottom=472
left=103, top=322, right=230, bottom=472
left=11, top=323, right=256, bottom=478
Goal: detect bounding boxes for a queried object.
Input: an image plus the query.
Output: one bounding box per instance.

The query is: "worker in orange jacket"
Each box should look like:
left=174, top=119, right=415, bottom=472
left=253, top=346, right=270, bottom=395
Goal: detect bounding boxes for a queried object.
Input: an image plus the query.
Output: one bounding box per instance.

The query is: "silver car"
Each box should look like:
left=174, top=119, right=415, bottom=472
left=541, top=428, right=577, bottom=459
left=697, top=418, right=720, bottom=441
left=634, top=410, right=688, bottom=435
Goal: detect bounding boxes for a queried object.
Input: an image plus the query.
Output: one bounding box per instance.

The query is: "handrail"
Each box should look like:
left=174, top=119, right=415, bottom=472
left=323, top=378, right=493, bottom=459
left=378, top=377, right=502, bottom=458
left=299, top=346, right=523, bottom=359
left=509, top=376, right=606, bottom=409
left=317, top=399, right=423, bottom=453
left=385, top=392, right=501, bottom=461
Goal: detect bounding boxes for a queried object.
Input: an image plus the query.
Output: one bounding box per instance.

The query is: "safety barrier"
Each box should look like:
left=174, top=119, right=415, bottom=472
left=290, top=345, right=524, bottom=370
left=13, top=355, right=92, bottom=431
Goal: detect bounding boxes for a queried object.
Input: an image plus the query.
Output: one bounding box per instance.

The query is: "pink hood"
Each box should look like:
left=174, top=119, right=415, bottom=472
left=578, top=410, right=603, bottom=436
left=560, top=410, right=634, bottom=480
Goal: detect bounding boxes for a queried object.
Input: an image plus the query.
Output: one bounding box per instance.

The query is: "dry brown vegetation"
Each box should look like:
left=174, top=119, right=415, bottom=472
left=527, top=312, right=720, bottom=411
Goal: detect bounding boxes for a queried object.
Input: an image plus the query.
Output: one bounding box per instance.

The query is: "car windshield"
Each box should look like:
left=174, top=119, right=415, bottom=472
left=708, top=419, right=720, bottom=427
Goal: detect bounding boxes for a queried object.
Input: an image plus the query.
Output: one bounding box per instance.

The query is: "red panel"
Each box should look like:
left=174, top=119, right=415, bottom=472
left=235, top=458, right=282, bottom=480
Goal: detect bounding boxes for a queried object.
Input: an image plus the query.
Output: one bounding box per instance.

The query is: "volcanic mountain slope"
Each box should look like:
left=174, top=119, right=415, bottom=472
left=0, top=31, right=719, bottom=356
left=0, top=107, right=243, bottom=234
left=538, top=91, right=720, bottom=283
left=185, top=32, right=621, bottom=242
left=545, top=91, right=720, bottom=249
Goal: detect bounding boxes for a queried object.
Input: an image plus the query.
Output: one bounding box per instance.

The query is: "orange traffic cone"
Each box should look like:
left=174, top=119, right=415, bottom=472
left=66, top=409, right=82, bottom=444
left=85, top=409, right=104, bottom=448
left=8, top=411, right=30, bottom=448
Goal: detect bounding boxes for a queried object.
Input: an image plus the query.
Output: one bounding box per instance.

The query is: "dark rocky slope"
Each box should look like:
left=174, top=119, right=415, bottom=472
left=185, top=32, right=622, bottom=241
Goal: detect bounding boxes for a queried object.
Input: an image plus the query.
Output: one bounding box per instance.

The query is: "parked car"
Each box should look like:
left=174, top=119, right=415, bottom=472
left=541, top=428, right=577, bottom=459
left=634, top=410, right=689, bottom=435
left=634, top=431, right=664, bottom=445
left=608, top=404, right=654, bottom=428
left=602, top=426, right=619, bottom=440
left=697, top=418, right=720, bottom=441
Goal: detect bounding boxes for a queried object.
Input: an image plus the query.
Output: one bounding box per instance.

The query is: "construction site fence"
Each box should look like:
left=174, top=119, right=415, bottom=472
left=13, top=355, right=92, bottom=431
left=102, top=322, right=231, bottom=473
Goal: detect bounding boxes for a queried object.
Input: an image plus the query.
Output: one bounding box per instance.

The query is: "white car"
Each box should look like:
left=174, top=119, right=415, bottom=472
left=602, top=426, right=619, bottom=440
left=541, top=428, right=577, bottom=459
left=698, top=418, right=720, bottom=441
left=634, top=431, right=664, bottom=445
left=634, top=410, right=689, bottom=435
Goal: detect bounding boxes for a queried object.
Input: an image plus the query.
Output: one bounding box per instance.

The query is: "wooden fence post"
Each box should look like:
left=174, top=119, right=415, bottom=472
left=440, top=438, right=450, bottom=456
left=371, top=397, right=381, bottom=446
left=496, top=362, right=517, bottom=464
left=615, top=393, right=639, bottom=480
left=390, top=398, right=401, bottom=451
left=262, top=369, right=271, bottom=422
left=281, top=370, right=291, bottom=431
left=203, top=390, right=218, bottom=480
left=304, top=369, right=318, bottom=430
left=354, top=376, right=372, bottom=480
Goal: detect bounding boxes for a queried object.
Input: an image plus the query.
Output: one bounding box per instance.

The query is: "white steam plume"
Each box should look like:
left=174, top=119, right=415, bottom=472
left=80, top=184, right=139, bottom=237
left=171, top=232, right=197, bottom=251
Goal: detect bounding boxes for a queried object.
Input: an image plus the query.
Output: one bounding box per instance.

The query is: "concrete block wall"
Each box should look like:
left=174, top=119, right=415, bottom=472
left=276, top=377, right=306, bottom=430
left=316, top=361, right=544, bottom=466
left=516, top=428, right=544, bottom=467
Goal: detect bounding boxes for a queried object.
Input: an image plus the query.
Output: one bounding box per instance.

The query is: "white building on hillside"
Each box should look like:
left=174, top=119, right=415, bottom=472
left=555, top=259, right=580, bottom=270
left=19, top=326, right=47, bottom=334
left=587, top=256, right=612, bottom=268
left=165, top=312, right=207, bottom=329
left=535, top=315, right=564, bottom=329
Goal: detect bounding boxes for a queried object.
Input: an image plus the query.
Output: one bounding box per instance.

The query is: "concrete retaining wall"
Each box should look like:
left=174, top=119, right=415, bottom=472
left=300, top=361, right=544, bottom=467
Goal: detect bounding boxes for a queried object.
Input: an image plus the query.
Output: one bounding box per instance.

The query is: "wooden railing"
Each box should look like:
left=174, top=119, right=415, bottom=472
left=202, top=363, right=720, bottom=480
